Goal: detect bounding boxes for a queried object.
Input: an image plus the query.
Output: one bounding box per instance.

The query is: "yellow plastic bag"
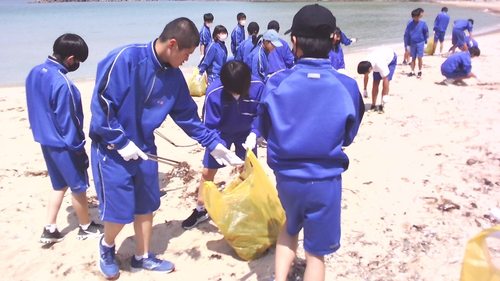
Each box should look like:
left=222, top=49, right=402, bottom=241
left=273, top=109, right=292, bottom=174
left=187, top=68, right=207, bottom=97
left=460, top=226, right=500, bottom=281
left=203, top=150, right=285, bottom=261
left=424, top=40, right=434, bottom=55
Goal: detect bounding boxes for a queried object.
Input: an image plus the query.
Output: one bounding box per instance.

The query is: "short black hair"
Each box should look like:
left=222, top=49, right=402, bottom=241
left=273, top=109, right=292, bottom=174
left=357, top=61, right=372, bottom=75
left=411, top=9, right=420, bottom=18
left=212, top=25, right=228, bottom=41
left=204, top=13, right=214, bottom=22
left=159, top=17, right=199, bottom=50
left=417, top=7, right=424, bottom=14
left=468, top=18, right=474, bottom=25
left=53, top=33, right=89, bottom=62
left=237, top=13, right=246, bottom=21
left=267, top=20, right=280, bottom=32
left=441, top=7, right=448, bottom=12
left=295, top=36, right=332, bottom=59
left=469, top=46, right=480, bottom=56
left=220, top=60, right=252, bottom=99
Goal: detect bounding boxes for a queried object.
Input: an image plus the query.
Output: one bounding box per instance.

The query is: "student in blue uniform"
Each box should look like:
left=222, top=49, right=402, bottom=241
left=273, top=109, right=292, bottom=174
left=328, top=27, right=346, bottom=72
left=403, top=8, right=424, bottom=66
left=182, top=60, right=264, bottom=230
left=448, top=36, right=478, bottom=52
left=405, top=8, right=429, bottom=78
left=25, top=33, right=104, bottom=244
left=230, top=12, right=246, bottom=57
left=432, top=7, right=450, bottom=55
left=441, top=46, right=480, bottom=84
left=234, top=22, right=259, bottom=62
left=451, top=19, right=474, bottom=53
left=89, top=18, right=243, bottom=280
left=199, top=13, right=214, bottom=58
left=198, top=25, right=228, bottom=84
left=245, top=29, right=283, bottom=81
left=266, top=20, right=295, bottom=74
left=255, top=5, right=364, bottom=281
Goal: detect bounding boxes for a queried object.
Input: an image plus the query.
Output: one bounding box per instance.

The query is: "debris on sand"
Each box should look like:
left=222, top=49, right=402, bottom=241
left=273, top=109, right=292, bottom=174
left=437, top=198, right=460, bottom=212
left=165, top=162, right=196, bottom=184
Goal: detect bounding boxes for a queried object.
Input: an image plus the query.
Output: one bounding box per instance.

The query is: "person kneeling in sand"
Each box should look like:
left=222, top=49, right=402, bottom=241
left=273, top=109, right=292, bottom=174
left=441, top=46, right=480, bottom=85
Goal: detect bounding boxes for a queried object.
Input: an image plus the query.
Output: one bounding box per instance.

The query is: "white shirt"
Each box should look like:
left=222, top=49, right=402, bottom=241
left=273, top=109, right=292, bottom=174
left=366, top=47, right=394, bottom=78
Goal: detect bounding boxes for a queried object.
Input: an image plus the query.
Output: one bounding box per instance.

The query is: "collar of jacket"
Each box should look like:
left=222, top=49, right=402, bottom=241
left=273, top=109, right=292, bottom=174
left=46, top=56, right=68, bottom=74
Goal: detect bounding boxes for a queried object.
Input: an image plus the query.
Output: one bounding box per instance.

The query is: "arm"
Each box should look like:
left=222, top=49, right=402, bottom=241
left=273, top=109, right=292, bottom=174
left=199, top=44, right=215, bottom=74
left=231, top=29, right=237, bottom=55
left=283, top=44, right=295, bottom=69
left=363, top=73, right=369, bottom=90
left=424, top=23, right=429, bottom=44
left=202, top=93, right=222, bottom=135
left=340, top=31, right=352, bottom=46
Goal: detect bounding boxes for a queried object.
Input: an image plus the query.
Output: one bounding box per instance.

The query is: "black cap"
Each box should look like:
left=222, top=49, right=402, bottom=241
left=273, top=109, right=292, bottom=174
left=267, top=20, right=280, bottom=31
left=284, top=4, right=336, bottom=39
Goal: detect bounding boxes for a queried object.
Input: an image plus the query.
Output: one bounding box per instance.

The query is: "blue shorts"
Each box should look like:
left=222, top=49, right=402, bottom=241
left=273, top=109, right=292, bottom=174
left=373, top=53, right=397, bottom=82
left=441, top=68, right=468, bottom=79
left=41, top=145, right=89, bottom=193
left=276, top=174, right=342, bottom=256
left=410, top=41, right=424, bottom=58
left=91, top=142, right=160, bottom=224
left=452, top=29, right=466, bottom=46
left=434, top=31, right=446, bottom=43
left=203, top=133, right=256, bottom=169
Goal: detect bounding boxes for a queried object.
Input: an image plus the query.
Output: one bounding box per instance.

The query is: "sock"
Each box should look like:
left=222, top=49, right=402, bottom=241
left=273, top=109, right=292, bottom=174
left=101, top=239, right=114, bottom=248
left=135, top=253, right=149, bottom=261
left=196, top=205, right=206, bottom=212
left=45, top=224, right=57, bottom=233
left=80, top=222, right=90, bottom=230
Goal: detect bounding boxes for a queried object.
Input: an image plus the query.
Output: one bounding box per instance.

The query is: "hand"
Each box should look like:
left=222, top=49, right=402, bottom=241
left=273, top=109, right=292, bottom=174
left=476, top=75, right=481, bottom=82
left=406, top=46, right=411, bottom=52
left=210, top=143, right=244, bottom=166
left=117, top=141, right=148, bottom=161
left=75, top=151, right=89, bottom=171
left=242, top=132, right=257, bottom=150
left=363, top=89, right=369, bottom=98
left=469, top=41, right=473, bottom=47
left=424, top=43, right=428, bottom=49
left=350, top=38, right=357, bottom=44
left=196, top=74, right=203, bottom=83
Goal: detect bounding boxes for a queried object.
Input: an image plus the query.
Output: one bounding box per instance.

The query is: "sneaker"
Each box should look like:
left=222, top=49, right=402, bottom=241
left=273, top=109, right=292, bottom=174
left=130, top=253, right=175, bottom=273
left=39, top=228, right=64, bottom=243
left=378, top=105, right=385, bottom=114
left=77, top=221, right=104, bottom=240
left=417, top=71, right=422, bottom=78
left=98, top=236, right=119, bottom=280
left=407, top=72, right=415, bottom=77
left=444, top=78, right=454, bottom=85
left=402, top=61, right=408, bottom=66
left=368, top=105, right=377, bottom=112
left=182, top=209, right=209, bottom=230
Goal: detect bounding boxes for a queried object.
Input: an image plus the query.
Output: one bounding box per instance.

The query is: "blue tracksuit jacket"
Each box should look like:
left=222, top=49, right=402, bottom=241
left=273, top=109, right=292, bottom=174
left=199, top=41, right=228, bottom=82
left=231, top=24, right=245, bottom=56
left=453, top=19, right=473, bottom=32
left=203, top=76, right=264, bottom=138
left=268, top=38, right=294, bottom=74
left=255, top=58, right=365, bottom=180
left=434, top=12, right=450, bottom=32
left=89, top=40, right=221, bottom=157
left=246, top=43, right=270, bottom=82
left=441, top=51, right=472, bottom=78
left=328, top=45, right=345, bottom=70
left=26, top=57, right=85, bottom=153
left=235, top=37, right=253, bottom=62
left=199, top=24, right=212, bottom=49
left=405, top=19, right=429, bottom=44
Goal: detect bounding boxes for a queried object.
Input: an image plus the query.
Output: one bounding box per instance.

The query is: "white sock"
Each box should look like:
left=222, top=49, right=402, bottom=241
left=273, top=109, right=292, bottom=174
left=80, top=222, right=90, bottom=230
left=101, top=239, right=114, bottom=248
left=135, top=253, right=149, bottom=261
left=45, top=224, right=57, bottom=233
left=196, top=205, right=206, bottom=212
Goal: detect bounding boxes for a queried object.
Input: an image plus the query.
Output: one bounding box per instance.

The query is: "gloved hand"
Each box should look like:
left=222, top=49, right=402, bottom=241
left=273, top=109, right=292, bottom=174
left=476, top=75, right=481, bottom=82
left=117, top=141, right=148, bottom=161
left=210, top=143, right=244, bottom=166
left=75, top=150, right=89, bottom=171
left=424, top=43, right=428, bottom=49
left=363, top=89, right=369, bottom=98
left=350, top=38, right=357, bottom=44
left=242, top=132, right=257, bottom=150
left=196, top=74, right=203, bottom=83
left=469, top=41, right=473, bottom=47
left=406, top=46, right=411, bottom=52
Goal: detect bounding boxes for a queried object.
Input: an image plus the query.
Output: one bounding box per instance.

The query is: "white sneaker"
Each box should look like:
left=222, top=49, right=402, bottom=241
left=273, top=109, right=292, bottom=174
left=444, top=78, right=454, bottom=85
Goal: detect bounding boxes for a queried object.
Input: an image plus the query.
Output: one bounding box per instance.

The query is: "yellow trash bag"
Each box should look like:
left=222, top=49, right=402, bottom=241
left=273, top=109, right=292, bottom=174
left=203, top=150, right=285, bottom=261
left=424, top=40, right=434, bottom=55
left=460, top=226, right=500, bottom=281
left=187, top=68, right=207, bottom=97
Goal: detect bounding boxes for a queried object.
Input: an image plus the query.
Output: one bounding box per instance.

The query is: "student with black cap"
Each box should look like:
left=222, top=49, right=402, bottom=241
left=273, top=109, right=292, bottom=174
left=254, top=4, right=364, bottom=281
left=267, top=20, right=295, bottom=74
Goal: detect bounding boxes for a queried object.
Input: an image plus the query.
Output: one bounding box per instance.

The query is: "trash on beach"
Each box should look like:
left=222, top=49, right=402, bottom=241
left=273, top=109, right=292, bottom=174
left=437, top=198, right=461, bottom=212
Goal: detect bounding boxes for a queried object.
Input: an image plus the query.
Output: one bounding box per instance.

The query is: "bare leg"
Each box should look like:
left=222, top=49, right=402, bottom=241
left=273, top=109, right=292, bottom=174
left=47, top=187, right=68, bottom=225
left=72, top=191, right=91, bottom=225
left=303, top=251, right=326, bottom=281
left=275, top=222, right=298, bottom=281
left=451, top=44, right=457, bottom=53
left=103, top=221, right=125, bottom=246
left=197, top=168, right=218, bottom=206
left=439, top=41, right=444, bottom=54
left=410, top=58, right=416, bottom=72
left=372, top=80, right=380, bottom=106
left=134, top=213, right=153, bottom=256
left=418, top=57, right=423, bottom=72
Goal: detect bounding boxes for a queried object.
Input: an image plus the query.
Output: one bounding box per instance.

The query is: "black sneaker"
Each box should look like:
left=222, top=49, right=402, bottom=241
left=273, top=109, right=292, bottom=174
left=368, top=105, right=377, bottom=112
left=417, top=71, right=422, bottom=78
left=407, top=72, right=415, bottom=77
left=77, top=221, right=104, bottom=240
left=378, top=105, right=385, bottom=114
left=39, top=228, right=64, bottom=243
left=182, top=209, right=209, bottom=230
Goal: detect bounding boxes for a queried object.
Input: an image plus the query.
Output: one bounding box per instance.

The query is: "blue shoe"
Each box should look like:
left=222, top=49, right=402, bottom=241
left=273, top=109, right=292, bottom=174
left=130, top=253, right=175, bottom=273
left=98, top=236, right=119, bottom=280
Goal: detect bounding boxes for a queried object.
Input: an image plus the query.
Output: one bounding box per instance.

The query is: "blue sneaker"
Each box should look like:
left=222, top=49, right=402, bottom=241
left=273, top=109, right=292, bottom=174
left=130, top=253, right=175, bottom=273
left=98, top=236, right=119, bottom=280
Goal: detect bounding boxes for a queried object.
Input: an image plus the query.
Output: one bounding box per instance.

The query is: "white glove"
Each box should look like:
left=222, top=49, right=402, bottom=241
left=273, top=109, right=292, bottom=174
left=476, top=75, right=481, bottom=82
left=350, top=38, right=357, bottom=44
left=424, top=43, right=428, bottom=49
left=117, top=141, right=148, bottom=161
left=242, top=132, right=257, bottom=150
left=406, top=46, right=411, bottom=52
left=196, top=74, right=203, bottom=83
left=210, top=143, right=244, bottom=166
left=363, top=89, right=369, bottom=98
left=469, top=41, right=473, bottom=47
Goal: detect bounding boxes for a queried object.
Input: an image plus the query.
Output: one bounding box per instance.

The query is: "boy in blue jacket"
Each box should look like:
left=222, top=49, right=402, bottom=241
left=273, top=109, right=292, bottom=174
left=255, top=5, right=364, bottom=280
left=405, top=8, right=429, bottom=78
left=89, top=18, right=243, bottom=279
left=451, top=19, right=474, bottom=53
left=267, top=20, right=295, bottom=74
left=245, top=29, right=283, bottom=81
left=230, top=12, right=246, bottom=57
left=441, top=46, right=480, bottom=85
left=25, top=33, right=104, bottom=244
left=183, top=60, right=264, bottom=229
left=432, top=7, right=450, bottom=55
left=199, top=13, right=214, bottom=58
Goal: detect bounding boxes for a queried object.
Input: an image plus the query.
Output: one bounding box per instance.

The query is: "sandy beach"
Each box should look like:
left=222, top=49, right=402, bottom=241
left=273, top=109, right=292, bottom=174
left=1, top=2, right=500, bottom=280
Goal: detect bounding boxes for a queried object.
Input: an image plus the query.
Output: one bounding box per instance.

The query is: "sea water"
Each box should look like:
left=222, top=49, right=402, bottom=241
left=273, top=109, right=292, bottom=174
left=1, top=0, right=499, bottom=87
